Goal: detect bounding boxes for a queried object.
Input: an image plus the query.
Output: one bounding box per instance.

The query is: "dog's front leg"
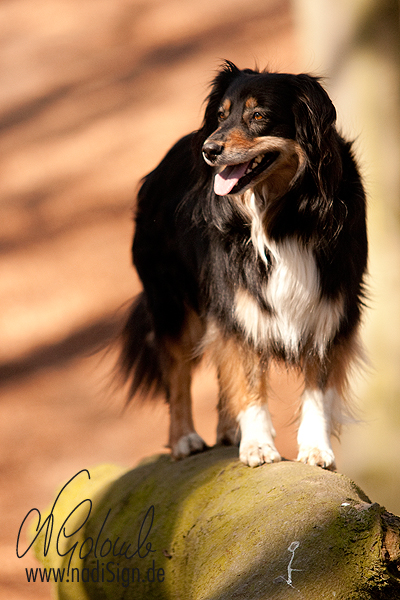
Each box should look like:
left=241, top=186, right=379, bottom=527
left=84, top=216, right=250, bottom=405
left=297, top=387, right=337, bottom=470
left=237, top=402, right=281, bottom=467
left=213, top=335, right=280, bottom=467
left=296, top=339, right=359, bottom=470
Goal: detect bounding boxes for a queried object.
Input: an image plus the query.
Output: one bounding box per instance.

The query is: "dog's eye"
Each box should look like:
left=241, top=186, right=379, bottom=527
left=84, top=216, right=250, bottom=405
left=217, top=111, right=226, bottom=121
left=253, top=112, right=263, bottom=121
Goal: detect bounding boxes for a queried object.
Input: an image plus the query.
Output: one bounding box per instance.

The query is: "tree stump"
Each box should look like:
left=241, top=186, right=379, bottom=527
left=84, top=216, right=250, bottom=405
left=32, top=446, right=400, bottom=599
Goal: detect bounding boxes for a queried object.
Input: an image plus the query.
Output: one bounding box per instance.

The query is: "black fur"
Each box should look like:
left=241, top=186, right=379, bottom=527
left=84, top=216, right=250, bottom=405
left=120, top=62, right=368, bottom=465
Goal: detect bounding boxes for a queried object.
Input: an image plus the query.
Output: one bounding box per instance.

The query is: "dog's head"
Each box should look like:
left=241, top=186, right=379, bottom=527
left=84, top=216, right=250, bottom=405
left=199, top=62, right=342, bottom=200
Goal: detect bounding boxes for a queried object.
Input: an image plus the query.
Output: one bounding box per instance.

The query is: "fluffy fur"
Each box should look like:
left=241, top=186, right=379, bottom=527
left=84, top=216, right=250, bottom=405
left=120, top=61, right=368, bottom=469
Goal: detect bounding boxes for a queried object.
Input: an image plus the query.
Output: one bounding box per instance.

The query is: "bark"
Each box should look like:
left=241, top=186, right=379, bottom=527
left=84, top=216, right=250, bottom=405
left=33, top=446, right=400, bottom=599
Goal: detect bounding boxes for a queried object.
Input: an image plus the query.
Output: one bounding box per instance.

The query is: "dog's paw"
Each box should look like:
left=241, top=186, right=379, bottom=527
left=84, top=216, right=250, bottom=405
left=297, top=447, right=336, bottom=470
left=239, top=440, right=281, bottom=468
left=171, top=433, right=208, bottom=460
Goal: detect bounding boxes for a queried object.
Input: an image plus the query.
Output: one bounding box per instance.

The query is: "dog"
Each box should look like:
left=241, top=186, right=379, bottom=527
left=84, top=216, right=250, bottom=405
left=120, top=61, right=367, bottom=469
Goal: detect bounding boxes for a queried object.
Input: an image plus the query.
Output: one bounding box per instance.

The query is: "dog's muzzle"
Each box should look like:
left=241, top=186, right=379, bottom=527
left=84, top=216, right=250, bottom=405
left=202, top=140, right=224, bottom=165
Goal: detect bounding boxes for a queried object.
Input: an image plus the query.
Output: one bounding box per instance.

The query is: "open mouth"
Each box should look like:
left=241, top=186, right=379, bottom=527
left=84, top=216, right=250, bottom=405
left=214, top=151, right=279, bottom=196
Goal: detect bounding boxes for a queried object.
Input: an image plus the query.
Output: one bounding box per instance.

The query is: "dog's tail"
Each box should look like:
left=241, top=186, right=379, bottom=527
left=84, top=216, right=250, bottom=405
left=119, top=293, right=165, bottom=401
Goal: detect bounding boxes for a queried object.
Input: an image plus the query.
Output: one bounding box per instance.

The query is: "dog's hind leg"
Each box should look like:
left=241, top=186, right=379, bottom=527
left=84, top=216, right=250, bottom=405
left=166, top=354, right=207, bottom=459
left=165, top=309, right=208, bottom=460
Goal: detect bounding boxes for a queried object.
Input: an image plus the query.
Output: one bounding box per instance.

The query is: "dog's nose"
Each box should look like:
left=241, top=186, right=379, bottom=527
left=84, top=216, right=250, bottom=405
left=202, top=140, right=224, bottom=163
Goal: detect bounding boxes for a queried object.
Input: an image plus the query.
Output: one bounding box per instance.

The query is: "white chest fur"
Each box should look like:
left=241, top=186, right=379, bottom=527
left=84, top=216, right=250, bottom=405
left=234, top=221, right=344, bottom=358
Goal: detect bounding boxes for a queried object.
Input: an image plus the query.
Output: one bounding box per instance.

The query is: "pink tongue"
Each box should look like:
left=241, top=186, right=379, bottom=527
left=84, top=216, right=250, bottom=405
left=214, top=161, right=251, bottom=196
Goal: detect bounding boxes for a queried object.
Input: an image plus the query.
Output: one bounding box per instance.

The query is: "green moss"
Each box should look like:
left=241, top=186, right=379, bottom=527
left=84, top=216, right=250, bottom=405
left=33, top=448, right=400, bottom=599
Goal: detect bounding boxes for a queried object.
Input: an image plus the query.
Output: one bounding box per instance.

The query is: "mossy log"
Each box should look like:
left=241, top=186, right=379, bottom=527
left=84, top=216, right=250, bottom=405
left=33, top=446, right=400, bottom=599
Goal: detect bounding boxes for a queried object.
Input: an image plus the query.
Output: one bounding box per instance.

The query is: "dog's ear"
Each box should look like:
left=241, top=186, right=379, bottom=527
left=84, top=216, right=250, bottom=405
left=292, top=74, right=342, bottom=199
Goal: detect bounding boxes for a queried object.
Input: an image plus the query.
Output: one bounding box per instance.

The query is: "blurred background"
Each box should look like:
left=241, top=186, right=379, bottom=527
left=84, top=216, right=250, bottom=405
left=0, top=1, right=398, bottom=597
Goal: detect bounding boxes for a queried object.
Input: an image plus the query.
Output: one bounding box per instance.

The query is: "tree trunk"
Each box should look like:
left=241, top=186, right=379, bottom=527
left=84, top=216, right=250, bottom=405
left=33, top=446, right=400, bottom=599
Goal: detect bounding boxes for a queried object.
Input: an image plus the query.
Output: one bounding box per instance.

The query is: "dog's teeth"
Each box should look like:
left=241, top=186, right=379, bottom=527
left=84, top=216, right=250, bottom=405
left=249, top=155, right=264, bottom=170
left=246, top=154, right=264, bottom=175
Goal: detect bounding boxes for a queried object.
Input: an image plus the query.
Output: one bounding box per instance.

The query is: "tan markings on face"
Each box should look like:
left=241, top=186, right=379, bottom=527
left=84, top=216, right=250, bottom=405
left=224, top=129, right=255, bottom=150
left=250, top=140, right=305, bottom=199
left=258, top=141, right=302, bottom=199
left=220, top=98, right=231, bottom=115
left=245, top=97, right=258, bottom=110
